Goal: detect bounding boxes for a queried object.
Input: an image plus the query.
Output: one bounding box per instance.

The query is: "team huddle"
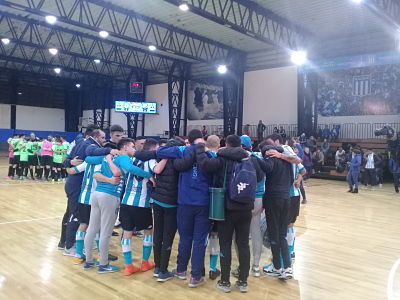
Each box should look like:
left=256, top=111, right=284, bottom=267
left=7, top=133, right=70, bottom=181
left=10, top=124, right=305, bottom=293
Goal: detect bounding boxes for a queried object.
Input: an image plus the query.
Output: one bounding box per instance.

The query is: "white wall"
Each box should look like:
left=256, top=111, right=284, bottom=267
left=144, top=83, right=169, bottom=136
left=243, top=66, right=298, bottom=125
left=16, top=105, right=65, bottom=131
left=0, top=104, right=11, bottom=128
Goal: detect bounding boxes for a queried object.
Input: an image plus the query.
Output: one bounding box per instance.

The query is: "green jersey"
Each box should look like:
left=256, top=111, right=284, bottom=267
left=12, top=139, right=22, bottom=155
left=52, top=144, right=65, bottom=163
left=19, top=141, right=29, bottom=162
left=29, top=141, right=41, bottom=155
left=62, top=141, right=70, bottom=157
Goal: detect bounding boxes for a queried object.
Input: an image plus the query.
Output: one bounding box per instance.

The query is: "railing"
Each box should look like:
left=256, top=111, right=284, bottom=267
left=186, top=122, right=400, bottom=140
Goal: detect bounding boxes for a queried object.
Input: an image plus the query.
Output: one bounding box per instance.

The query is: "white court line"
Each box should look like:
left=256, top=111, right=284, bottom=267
left=0, top=216, right=62, bottom=225
left=387, top=257, right=400, bottom=300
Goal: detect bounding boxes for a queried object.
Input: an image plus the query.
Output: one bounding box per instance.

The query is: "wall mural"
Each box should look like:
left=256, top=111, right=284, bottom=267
left=187, top=81, right=223, bottom=120
left=317, top=64, right=400, bottom=117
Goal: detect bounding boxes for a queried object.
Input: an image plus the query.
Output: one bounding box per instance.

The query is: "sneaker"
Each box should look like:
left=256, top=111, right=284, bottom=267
left=123, top=264, right=140, bottom=276
left=83, top=260, right=98, bottom=270
left=98, top=264, right=120, bottom=274
left=111, top=231, right=119, bottom=236
left=379, top=184, right=383, bottom=188
left=352, top=188, right=359, bottom=194
left=263, top=264, right=281, bottom=277
left=63, top=247, right=76, bottom=257
left=209, top=269, right=221, bottom=280
left=216, top=280, right=231, bottom=293
left=251, top=266, right=261, bottom=277
left=347, top=188, right=353, bottom=193
left=157, top=271, right=174, bottom=282
left=172, top=269, right=187, bottom=280
left=279, top=267, right=293, bottom=280
left=57, top=241, right=65, bottom=250
left=141, top=260, right=155, bottom=272
left=132, top=231, right=143, bottom=237
left=395, top=187, right=399, bottom=193
left=72, top=256, right=85, bottom=265
left=108, top=254, right=118, bottom=261
left=291, top=252, right=296, bottom=260
left=153, top=267, right=160, bottom=278
left=188, top=277, right=205, bottom=288
left=235, top=280, right=249, bottom=293
left=301, top=199, right=307, bottom=204
left=231, top=267, right=239, bottom=278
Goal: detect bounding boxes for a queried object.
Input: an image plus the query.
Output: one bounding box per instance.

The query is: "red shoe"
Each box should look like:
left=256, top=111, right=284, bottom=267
left=140, top=260, right=155, bottom=272
left=124, top=264, right=140, bottom=276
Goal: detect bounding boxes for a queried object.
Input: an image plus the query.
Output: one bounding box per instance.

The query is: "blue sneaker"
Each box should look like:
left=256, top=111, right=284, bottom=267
left=98, top=264, right=120, bottom=274
left=157, top=271, right=174, bottom=282
left=83, top=259, right=98, bottom=270
left=153, top=267, right=160, bottom=278
left=188, top=277, right=205, bottom=288
left=172, top=269, right=187, bottom=280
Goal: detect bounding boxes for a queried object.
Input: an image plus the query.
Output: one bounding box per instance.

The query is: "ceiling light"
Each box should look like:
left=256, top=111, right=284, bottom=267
left=54, top=67, right=61, bottom=74
left=1, top=38, right=10, bottom=45
left=48, top=48, right=58, bottom=55
left=45, top=15, right=57, bottom=24
left=291, top=50, right=307, bottom=66
left=217, top=65, right=227, bottom=74
left=93, top=59, right=101, bottom=64
left=18, top=92, right=22, bottom=95
left=148, top=45, right=157, bottom=51
left=75, top=83, right=81, bottom=88
left=351, top=0, right=363, bottom=3
left=179, top=3, right=189, bottom=11
left=99, top=31, right=109, bottom=38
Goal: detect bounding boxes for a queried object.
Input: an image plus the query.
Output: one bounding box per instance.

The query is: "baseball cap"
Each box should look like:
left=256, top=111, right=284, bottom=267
left=240, top=135, right=252, bottom=148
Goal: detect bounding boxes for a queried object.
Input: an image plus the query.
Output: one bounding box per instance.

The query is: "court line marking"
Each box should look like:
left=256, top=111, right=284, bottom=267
left=387, top=257, right=400, bottom=300
left=0, top=216, right=62, bottom=225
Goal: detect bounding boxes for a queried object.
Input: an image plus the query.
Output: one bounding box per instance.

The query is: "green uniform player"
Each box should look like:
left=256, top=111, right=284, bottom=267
left=28, top=140, right=41, bottom=179
left=19, top=139, right=30, bottom=179
left=52, top=142, right=65, bottom=181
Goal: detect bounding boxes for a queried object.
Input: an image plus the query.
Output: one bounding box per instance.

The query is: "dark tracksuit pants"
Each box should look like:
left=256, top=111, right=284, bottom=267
left=347, top=170, right=359, bottom=188
left=64, top=179, right=81, bottom=249
left=177, top=204, right=211, bottom=280
left=364, top=168, right=377, bottom=186
left=264, top=198, right=291, bottom=270
left=218, top=210, right=252, bottom=283
left=153, top=203, right=178, bottom=274
left=393, top=173, right=400, bottom=191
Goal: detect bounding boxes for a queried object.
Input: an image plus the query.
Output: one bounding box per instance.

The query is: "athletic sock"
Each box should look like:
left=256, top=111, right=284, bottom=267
left=75, top=230, right=86, bottom=258
left=122, top=238, right=132, bottom=265
left=8, top=166, right=13, bottom=177
left=286, top=227, right=296, bottom=256
left=29, top=168, right=34, bottom=179
left=51, top=169, right=56, bottom=180
left=95, top=233, right=100, bottom=254
left=61, top=169, right=66, bottom=179
left=24, top=167, right=28, bottom=177
left=209, top=235, right=220, bottom=271
left=44, top=168, right=50, bottom=179
left=142, top=235, right=153, bottom=261
left=12, top=167, right=16, bottom=177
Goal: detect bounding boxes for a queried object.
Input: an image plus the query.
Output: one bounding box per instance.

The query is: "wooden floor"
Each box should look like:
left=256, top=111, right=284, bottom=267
left=0, top=157, right=400, bottom=300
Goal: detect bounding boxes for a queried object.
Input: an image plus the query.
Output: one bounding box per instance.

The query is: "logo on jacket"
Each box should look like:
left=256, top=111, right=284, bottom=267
left=237, top=182, right=249, bottom=194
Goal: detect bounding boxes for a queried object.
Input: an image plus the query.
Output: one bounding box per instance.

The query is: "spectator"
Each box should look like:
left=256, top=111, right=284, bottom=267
left=306, top=136, right=317, bottom=153
left=322, top=125, right=331, bottom=140
left=321, top=139, right=330, bottom=163
left=317, top=126, right=323, bottom=140
left=278, top=126, right=286, bottom=138
left=257, top=120, right=266, bottom=142
left=388, top=153, right=400, bottom=193
left=201, top=126, right=208, bottom=137
left=331, top=125, right=340, bottom=142
left=273, top=127, right=279, bottom=134
left=302, top=147, right=313, bottom=180
left=312, top=147, right=324, bottom=173
left=363, top=149, right=380, bottom=187
left=335, top=147, right=346, bottom=172
left=375, top=152, right=384, bottom=188
left=299, top=133, right=307, bottom=148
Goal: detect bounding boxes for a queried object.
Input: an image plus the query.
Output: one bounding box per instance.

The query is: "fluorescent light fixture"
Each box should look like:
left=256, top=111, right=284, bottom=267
left=99, top=31, right=109, bottom=38
left=75, top=83, right=81, bottom=88
left=148, top=45, right=157, bottom=51
left=18, top=92, right=22, bottom=95
left=179, top=3, right=189, bottom=11
left=45, top=15, right=57, bottom=24
left=217, top=65, right=227, bottom=74
left=291, top=50, right=307, bottom=66
left=1, top=38, right=10, bottom=45
left=48, top=48, right=58, bottom=55
left=93, top=59, right=101, bottom=64
left=54, top=67, right=61, bottom=74
left=351, top=0, right=363, bottom=3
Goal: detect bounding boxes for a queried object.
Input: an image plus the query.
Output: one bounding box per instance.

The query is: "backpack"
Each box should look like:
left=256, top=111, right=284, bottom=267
left=228, top=158, right=257, bottom=204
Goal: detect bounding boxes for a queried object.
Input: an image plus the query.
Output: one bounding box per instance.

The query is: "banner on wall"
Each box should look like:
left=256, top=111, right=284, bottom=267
left=317, top=64, right=400, bottom=117
left=187, top=81, right=223, bottom=120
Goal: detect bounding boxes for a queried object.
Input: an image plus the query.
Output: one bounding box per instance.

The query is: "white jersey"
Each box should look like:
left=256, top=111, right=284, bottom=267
left=73, top=162, right=101, bottom=205
left=121, top=158, right=157, bottom=208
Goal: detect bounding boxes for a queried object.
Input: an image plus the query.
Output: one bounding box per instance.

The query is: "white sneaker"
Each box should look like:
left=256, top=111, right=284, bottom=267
left=379, top=184, right=382, bottom=188
left=63, top=247, right=76, bottom=257
left=263, top=264, right=281, bottom=277
left=251, top=266, right=261, bottom=277
left=279, top=267, right=293, bottom=280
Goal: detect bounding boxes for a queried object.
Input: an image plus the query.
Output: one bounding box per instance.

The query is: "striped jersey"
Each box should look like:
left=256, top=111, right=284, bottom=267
left=290, top=163, right=305, bottom=197
left=251, top=152, right=266, bottom=198
left=73, top=162, right=101, bottom=205
left=121, top=158, right=157, bottom=208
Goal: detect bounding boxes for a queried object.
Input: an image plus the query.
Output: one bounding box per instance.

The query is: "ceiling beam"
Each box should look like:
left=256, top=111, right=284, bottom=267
left=365, top=0, right=400, bottom=29
left=0, top=13, right=176, bottom=78
left=163, top=0, right=312, bottom=50
left=0, top=0, right=237, bottom=63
